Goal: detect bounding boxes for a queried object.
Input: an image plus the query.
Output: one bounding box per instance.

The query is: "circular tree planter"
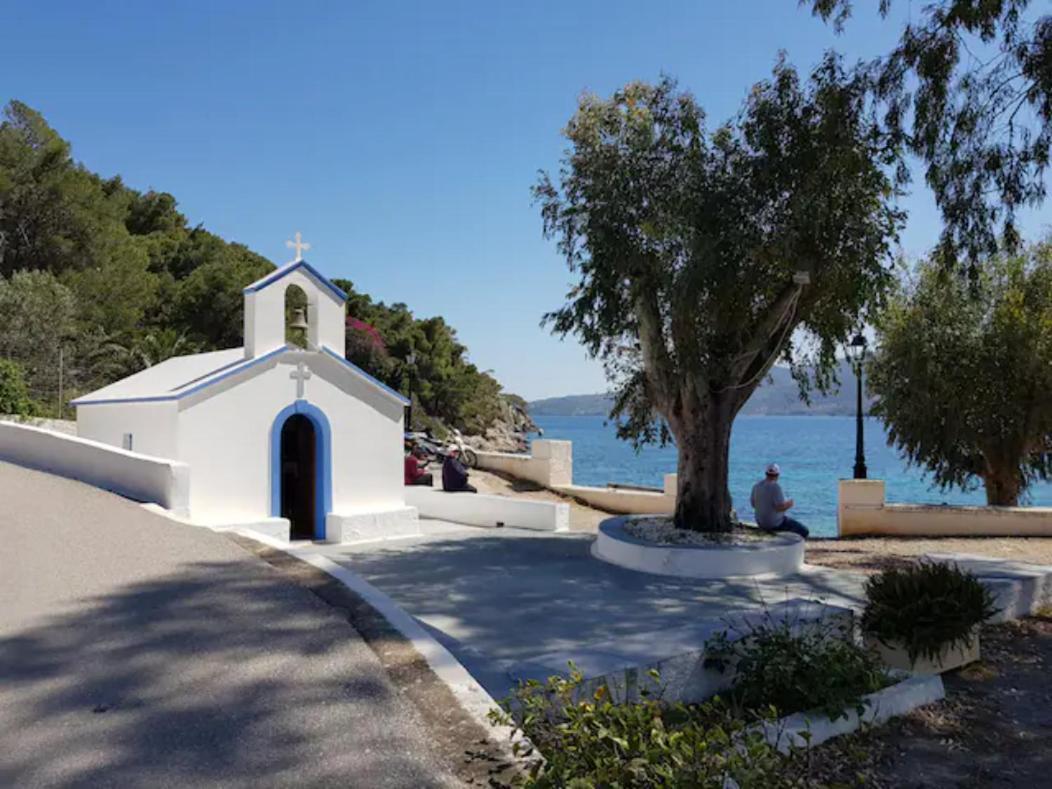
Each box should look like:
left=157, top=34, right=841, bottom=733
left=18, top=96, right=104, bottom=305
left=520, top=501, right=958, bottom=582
left=592, top=515, right=805, bottom=579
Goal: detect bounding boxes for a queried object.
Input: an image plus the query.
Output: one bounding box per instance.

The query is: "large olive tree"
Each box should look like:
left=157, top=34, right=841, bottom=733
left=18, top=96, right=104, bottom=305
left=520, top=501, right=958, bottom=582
left=870, top=244, right=1052, bottom=505
left=537, top=57, right=903, bottom=531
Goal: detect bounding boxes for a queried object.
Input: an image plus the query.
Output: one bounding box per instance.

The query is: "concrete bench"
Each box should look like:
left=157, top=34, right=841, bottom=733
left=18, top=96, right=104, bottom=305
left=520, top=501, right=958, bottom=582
left=403, top=486, right=569, bottom=532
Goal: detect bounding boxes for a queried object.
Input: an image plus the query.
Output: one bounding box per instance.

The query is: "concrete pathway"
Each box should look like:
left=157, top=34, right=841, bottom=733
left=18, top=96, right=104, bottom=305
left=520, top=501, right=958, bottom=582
left=0, top=462, right=460, bottom=789
left=310, top=521, right=870, bottom=698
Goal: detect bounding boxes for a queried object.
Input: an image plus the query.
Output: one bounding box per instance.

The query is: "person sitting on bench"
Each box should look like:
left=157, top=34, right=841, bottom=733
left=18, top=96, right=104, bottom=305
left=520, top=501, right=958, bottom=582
left=442, top=449, right=476, bottom=493
left=404, top=445, right=433, bottom=487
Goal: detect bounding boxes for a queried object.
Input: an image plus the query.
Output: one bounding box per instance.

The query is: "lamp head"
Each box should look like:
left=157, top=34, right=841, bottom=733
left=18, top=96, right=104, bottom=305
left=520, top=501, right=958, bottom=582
left=847, top=332, right=867, bottom=364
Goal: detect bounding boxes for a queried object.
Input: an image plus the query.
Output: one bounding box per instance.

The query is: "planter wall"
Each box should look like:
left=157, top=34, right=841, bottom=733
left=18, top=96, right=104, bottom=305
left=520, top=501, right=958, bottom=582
left=865, top=632, right=980, bottom=675
left=592, top=516, right=804, bottom=579
left=758, top=673, right=946, bottom=754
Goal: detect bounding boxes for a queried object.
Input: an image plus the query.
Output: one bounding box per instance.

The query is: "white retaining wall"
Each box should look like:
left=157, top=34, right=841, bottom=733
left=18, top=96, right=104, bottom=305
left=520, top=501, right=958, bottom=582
left=404, top=486, right=569, bottom=532
left=477, top=439, right=681, bottom=515
left=838, top=479, right=1052, bottom=537
left=474, top=439, right=573, bottom=488
left=0, top=420, right=190, bottom=515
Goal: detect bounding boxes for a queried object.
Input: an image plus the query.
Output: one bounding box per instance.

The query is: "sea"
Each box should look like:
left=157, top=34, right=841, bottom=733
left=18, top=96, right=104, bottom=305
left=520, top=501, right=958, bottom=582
left=530, top=414, right=1052, bottom=538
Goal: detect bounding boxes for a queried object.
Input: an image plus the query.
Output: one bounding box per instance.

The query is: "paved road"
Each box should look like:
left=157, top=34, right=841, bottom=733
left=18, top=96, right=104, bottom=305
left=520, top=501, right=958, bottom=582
left=0, top=461, right=461, bottom=788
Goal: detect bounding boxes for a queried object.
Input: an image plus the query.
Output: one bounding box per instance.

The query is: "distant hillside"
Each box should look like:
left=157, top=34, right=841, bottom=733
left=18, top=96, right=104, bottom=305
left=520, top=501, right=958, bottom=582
left=530, top=363, right=875, bottom=417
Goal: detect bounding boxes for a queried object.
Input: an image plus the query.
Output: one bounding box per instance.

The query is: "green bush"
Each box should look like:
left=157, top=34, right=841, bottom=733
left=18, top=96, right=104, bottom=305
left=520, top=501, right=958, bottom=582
left=490, top=665, right=811, bottom=788
left=704, top=614, right=889, bottom=720
left=0, top=358, right=35, bottom=416
left=862, top=561, right=998, bottom=663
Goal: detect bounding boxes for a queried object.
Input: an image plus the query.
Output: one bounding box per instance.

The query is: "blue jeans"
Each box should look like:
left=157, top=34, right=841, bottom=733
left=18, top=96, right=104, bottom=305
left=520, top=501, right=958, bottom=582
left=767, top=517, right=809, bottom=539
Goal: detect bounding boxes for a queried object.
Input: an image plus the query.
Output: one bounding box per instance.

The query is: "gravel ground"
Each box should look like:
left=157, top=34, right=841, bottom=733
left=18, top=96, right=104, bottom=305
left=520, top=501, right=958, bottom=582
left=0, top=461, right=462, bottom=788
left=805, top=536, right=1052, bottom=573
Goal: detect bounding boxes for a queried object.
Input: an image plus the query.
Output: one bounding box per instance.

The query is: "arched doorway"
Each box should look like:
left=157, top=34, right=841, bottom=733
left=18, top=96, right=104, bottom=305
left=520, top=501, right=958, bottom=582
left=270, top=400, right=333, bottom=541
left=280, top=414, right=316, bottom=539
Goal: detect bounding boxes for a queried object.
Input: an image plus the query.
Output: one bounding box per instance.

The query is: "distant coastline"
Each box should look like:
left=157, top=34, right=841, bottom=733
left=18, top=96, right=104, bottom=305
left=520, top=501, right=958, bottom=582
left=529, top=362, right=876, bottom=418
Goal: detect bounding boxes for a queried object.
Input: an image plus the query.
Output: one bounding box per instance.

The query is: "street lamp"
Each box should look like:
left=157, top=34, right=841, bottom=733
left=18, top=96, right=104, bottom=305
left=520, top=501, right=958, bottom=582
left=846, top=333, right=868, bottom=479
left=405, top=352, right=417, bottom=431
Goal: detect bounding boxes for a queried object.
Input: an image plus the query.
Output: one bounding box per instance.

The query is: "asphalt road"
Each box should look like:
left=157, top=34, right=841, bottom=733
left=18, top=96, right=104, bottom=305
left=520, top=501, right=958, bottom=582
left=0, top=461, right=461, bottom=788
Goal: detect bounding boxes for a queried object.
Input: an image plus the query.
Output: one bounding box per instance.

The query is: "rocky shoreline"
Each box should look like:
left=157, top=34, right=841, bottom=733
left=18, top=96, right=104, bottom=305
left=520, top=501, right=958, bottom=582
left=464, top=394, right=539, bottom=453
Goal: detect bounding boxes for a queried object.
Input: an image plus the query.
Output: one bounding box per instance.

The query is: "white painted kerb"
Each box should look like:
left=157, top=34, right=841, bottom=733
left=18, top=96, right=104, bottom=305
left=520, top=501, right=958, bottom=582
left=0, top=420, right=190, bottom=515
left=592, top=516, right=804, bottom=579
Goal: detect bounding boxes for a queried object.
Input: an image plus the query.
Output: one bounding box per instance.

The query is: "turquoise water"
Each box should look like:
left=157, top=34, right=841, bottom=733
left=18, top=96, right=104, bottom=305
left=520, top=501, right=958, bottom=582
left=531, top=414, right=1052, bottom=537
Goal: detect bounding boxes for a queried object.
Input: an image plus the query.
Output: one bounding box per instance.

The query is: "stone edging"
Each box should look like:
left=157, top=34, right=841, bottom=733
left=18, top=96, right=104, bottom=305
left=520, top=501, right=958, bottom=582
left=592, top=515, right=805, bottom=579
left=757, top=673, right=946, bottom=753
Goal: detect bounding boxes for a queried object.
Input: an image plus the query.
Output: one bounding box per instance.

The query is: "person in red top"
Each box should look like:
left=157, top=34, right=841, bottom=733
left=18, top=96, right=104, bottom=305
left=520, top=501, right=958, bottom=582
left=404, top=444, right=433, bottom=486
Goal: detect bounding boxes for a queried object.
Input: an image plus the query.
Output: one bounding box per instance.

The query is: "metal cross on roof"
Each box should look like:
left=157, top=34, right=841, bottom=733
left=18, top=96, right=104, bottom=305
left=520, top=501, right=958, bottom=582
left=286, top=231, right=311, bottom=262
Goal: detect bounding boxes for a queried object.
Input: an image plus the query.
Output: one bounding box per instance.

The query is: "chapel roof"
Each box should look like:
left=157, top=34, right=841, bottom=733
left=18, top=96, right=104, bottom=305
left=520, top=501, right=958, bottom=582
left=71, top=345, right=408, bottom=407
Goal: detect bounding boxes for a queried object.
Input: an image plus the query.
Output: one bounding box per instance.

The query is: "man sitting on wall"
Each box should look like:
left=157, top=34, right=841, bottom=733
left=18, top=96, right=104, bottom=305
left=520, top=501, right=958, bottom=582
left=750, top=462, right=809, bottom=538
left=404, top=444, right=433, bottom=486
left=442, top=449, right=477, bottom=493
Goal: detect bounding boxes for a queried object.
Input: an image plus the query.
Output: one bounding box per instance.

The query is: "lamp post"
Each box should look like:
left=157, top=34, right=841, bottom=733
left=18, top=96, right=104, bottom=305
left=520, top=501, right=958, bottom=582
left=405, top=352, right=416, bottom=431
left=846, top=333, right=868, bottom=479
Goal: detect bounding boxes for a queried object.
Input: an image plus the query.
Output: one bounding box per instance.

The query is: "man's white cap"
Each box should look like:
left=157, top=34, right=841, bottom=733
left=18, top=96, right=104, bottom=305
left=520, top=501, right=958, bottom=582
left=765, top=462, right=781, bottom=476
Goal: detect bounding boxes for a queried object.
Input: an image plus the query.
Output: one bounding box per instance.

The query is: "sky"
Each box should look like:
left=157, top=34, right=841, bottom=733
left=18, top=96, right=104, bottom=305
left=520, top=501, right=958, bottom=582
left=2, top=1, right=1048, bottom=400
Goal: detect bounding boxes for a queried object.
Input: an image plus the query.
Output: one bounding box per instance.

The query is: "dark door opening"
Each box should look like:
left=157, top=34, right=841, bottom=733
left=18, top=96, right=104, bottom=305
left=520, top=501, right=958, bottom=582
left=280, top=414, right=316, bottom=540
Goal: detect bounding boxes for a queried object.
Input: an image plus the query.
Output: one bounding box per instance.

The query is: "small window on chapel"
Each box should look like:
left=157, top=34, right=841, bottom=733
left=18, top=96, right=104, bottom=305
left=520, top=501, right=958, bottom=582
left=122, top=433, right=133, bottom=451
left=285, top=284, right=309, bottom=348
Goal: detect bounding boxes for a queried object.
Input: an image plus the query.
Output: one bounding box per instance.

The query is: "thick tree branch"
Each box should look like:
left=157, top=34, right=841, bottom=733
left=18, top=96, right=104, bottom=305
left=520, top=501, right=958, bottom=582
left=730, top=280, right=803, bottom=385
left=634, top=286, right=675, bottom=414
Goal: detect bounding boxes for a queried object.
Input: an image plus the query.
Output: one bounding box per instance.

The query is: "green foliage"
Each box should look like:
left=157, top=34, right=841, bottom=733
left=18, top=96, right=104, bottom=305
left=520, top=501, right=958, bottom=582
left=862, top=561, right=998, bottom=664
left=0, top=358, right=35, bottom=415
left=538, top=57, right=902, bottom=530
left=704, top=614, right=889, bottom=721
left=0, top=100, right=513, bottom=433
left=333, top=277, right=510, bottom=435
left=490, top=665, right=812, bottom=789
left=869, top=244, right=1052, bottom=505
left=808, top=0, right=1052, bottom=268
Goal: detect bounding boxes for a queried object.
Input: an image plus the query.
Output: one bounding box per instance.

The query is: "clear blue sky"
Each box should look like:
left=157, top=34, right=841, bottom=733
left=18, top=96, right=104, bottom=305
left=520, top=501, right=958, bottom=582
left=3, top=1, right=1047, bottom=399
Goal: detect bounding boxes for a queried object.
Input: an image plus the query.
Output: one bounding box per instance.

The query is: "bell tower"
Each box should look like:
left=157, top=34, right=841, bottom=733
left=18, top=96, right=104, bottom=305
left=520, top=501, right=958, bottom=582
left=241, top=235, right=347, bottom=358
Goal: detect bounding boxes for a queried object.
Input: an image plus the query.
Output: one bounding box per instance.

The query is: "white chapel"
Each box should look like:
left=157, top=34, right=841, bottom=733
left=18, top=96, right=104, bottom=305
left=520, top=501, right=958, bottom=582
left=72, top=242, right=416, bottom=541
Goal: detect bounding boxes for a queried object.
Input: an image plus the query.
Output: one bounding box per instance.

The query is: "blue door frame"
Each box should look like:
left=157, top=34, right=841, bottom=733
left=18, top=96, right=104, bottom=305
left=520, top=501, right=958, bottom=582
left=270, top=399, right=332, bottom=540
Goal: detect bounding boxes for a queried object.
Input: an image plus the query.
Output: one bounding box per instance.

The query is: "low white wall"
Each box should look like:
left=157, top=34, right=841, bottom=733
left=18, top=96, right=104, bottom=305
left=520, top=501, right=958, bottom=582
left=838, top=479, right=1052, bottom=537
left=474, top=439, right=573, bottom=488
left=0, top=420, right=190, bottom=515
left=555, top=474, right=677, bottom=515
left=404, top=486, right=569, bottom=532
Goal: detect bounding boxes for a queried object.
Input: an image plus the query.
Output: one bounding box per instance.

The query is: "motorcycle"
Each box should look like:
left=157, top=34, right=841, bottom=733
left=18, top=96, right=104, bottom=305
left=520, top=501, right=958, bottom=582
left=406, top=430, right=478, bottom=468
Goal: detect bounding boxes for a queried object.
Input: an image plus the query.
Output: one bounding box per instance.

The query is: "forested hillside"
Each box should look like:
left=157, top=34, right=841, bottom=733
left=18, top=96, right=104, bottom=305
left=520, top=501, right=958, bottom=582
left=529, top=363, right=876, bottom=417
left=0, top=100, right=510, bottom=435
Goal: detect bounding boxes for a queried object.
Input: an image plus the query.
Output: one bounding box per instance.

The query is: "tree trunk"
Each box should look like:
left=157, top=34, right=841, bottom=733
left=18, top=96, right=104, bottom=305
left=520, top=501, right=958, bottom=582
left=984, top=465, right=1021, bottom=506
left=672, top=394, right=735, bottom=532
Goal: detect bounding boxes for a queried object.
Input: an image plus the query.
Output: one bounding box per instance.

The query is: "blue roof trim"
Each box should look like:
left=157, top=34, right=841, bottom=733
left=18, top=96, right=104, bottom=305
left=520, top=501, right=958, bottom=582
left=242, top=259, right=348, bottom=302
left=72, top=346, right=288, bottom=406
left=320, top=346, right=410, bottom=405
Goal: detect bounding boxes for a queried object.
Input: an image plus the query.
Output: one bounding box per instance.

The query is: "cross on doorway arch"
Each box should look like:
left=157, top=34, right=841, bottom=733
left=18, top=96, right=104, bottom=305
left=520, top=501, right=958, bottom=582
left=290, top=361, right=312, bottom=398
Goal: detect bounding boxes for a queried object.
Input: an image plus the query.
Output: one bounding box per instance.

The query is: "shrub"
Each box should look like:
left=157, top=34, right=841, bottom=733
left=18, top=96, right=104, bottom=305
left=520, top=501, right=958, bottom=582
left=862, top=561, right=998, bottom=663
left=704, top=613, right=889, bottom=720
left=0, top=358, right=35, bottom=416
left=490, top=665, right=811, bottom=788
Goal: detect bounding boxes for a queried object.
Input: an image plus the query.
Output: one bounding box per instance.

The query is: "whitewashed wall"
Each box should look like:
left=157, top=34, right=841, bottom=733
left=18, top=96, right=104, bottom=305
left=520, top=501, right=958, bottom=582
left=177, top=352, right=404, bottom=525
left=838, top=479, right=1052, bottom=537
left=475, top=440, right=573, bottom=487
left=0, top=420, right=189, bottom=513
left=76, top=400, right=179, bottom=459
